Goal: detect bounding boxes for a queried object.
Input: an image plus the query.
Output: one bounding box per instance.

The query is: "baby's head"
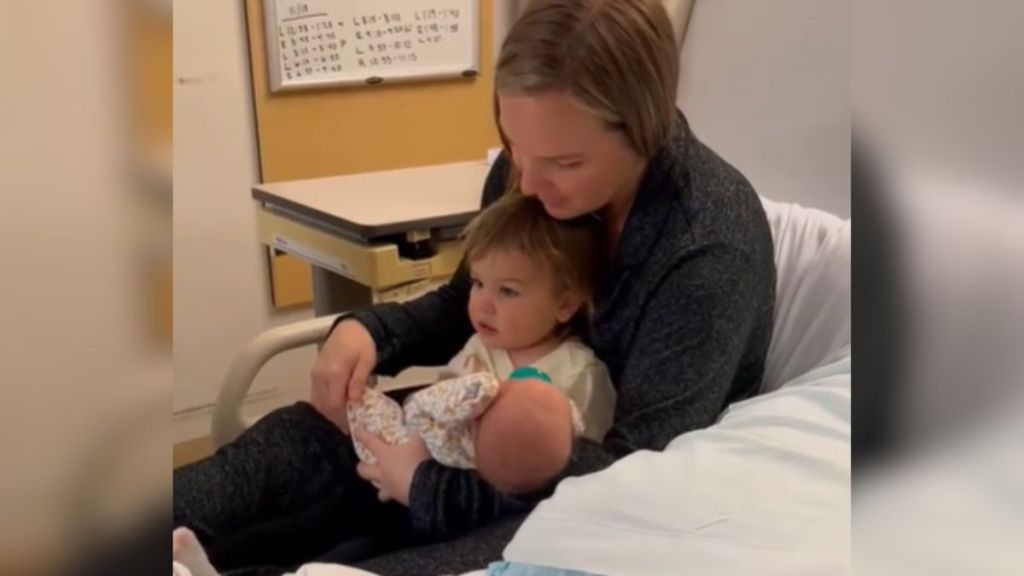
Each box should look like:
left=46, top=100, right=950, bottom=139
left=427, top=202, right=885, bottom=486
left=462, top=193, right=603, bottom=350
left=473, top=378, right=575, bottom=494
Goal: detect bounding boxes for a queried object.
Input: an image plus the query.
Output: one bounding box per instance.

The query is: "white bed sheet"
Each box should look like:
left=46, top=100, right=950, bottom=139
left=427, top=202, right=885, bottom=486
left=279, top=562, right=489, bottom=575
left=502, top=351, right=851, bottom=576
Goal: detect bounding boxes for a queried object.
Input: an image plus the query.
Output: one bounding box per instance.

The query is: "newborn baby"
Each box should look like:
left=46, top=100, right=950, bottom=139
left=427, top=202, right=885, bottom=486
left=349, top=372, right=583, bottom=495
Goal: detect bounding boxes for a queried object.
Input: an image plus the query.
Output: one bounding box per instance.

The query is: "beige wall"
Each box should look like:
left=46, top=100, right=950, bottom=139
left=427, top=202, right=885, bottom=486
left=0, top=0, right=169, bottom=564
left=173, top=0, right=313, bottom=438
left=678, top=0, right=851, bottom=218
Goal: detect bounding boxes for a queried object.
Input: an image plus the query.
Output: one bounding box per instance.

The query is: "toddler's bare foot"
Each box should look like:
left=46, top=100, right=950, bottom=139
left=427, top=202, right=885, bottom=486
left=172, top=527, right=219, bottom=576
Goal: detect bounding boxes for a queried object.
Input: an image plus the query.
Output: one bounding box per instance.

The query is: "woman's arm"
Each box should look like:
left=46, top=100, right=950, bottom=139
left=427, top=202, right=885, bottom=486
left=341, top=267, right=474, bottom=374
left=408, top=460, right=535, bottom=536
left=330, top=155, right=510, bottom=374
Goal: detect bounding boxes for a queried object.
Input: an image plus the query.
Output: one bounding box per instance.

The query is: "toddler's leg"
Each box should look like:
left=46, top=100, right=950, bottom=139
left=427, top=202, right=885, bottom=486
left=174, top=402, right=383, bottom=570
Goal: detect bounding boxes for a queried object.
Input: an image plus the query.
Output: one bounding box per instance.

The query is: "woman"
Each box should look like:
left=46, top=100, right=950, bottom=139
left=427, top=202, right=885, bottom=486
left=175, top=0, right=775, bottom=574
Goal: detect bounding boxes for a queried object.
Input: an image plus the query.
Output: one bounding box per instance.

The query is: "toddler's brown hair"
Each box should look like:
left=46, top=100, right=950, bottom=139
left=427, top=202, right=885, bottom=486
left=462, top=193, right=604, bottom=336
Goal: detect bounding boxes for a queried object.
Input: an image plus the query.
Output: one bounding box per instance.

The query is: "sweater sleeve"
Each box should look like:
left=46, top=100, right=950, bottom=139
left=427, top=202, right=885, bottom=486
left=408, top=243, right=765, bottom=536
left=406, top=461, right=537, bottom=537
left=330, top=154, right=510, bottom=374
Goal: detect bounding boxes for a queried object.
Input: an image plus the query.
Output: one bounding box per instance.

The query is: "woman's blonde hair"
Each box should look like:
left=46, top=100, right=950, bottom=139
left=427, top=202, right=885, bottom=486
left=495, top=0, right=680, bottom=158
left=462, top=193, right=604, bottom=336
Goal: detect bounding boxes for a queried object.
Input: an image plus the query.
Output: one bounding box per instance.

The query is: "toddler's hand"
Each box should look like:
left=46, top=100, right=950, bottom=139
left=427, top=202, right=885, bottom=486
left=354, top=427, right=430, bottom=506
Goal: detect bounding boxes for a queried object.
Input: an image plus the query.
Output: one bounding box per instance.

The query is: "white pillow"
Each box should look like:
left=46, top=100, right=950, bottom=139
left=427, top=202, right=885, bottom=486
left=759, top=198, right=851, bottom=392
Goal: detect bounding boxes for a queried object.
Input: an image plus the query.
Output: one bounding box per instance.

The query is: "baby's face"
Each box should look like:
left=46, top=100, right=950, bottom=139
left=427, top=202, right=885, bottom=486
left=468, top=249, right=579, bottom=351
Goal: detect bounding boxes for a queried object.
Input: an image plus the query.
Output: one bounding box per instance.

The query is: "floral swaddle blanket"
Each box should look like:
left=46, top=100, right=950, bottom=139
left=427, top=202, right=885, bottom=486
left=348, top=365, right=584, bottom=468
left=348, top=372, right=501, bottom=468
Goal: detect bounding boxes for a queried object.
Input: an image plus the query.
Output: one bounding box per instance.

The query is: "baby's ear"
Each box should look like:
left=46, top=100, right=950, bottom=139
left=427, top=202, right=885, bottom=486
left=556, top=290, right=584, bottom=324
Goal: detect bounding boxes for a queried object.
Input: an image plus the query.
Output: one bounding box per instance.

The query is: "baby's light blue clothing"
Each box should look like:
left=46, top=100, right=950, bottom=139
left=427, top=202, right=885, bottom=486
left=488, top=561, right=603, bottom=576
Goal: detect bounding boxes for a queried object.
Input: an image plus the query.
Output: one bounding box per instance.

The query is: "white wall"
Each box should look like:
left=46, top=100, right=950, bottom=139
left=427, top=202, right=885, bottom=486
left=852, top=0, right=1024, bottom=188
left=174, top=0, right=314, bottom=440
left=677, top=0, right=850, bottom=218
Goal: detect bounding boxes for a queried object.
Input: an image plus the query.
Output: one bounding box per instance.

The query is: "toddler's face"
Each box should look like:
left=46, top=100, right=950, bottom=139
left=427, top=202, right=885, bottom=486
left=468, top=249, right=579, bottom=351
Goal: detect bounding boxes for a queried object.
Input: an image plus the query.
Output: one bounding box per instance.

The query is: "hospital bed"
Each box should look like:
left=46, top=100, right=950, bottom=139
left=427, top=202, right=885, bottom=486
left=212, top=195, right=851, bottom=575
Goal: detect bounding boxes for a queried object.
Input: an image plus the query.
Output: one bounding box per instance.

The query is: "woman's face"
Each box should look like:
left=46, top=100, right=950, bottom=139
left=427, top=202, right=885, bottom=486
left=498, top=90, right=647, bottom=220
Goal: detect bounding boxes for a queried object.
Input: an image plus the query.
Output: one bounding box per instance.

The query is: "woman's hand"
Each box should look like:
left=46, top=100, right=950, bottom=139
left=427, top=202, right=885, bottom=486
left=354, top=428, right=430, bottom=505
left=310, top=319, right=377, bottom=434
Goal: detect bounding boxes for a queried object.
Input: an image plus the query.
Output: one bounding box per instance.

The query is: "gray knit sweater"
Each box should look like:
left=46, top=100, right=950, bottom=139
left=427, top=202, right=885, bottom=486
left=344, top=114, right=776, bottom=538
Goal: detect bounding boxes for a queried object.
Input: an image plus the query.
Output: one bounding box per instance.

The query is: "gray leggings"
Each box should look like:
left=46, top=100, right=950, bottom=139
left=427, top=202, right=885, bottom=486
left=173, top=402, right=525, bottom=576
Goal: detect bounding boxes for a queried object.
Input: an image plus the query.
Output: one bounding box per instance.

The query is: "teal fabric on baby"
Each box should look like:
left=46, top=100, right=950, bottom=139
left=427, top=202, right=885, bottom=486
left=488, top=561, right=603, bottom=576
left=508, top=366, right=553, bottom=384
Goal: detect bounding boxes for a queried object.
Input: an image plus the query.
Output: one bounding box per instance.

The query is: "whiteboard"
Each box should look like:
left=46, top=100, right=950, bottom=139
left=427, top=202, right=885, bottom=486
left=263, top=0, right=480, bottom=92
